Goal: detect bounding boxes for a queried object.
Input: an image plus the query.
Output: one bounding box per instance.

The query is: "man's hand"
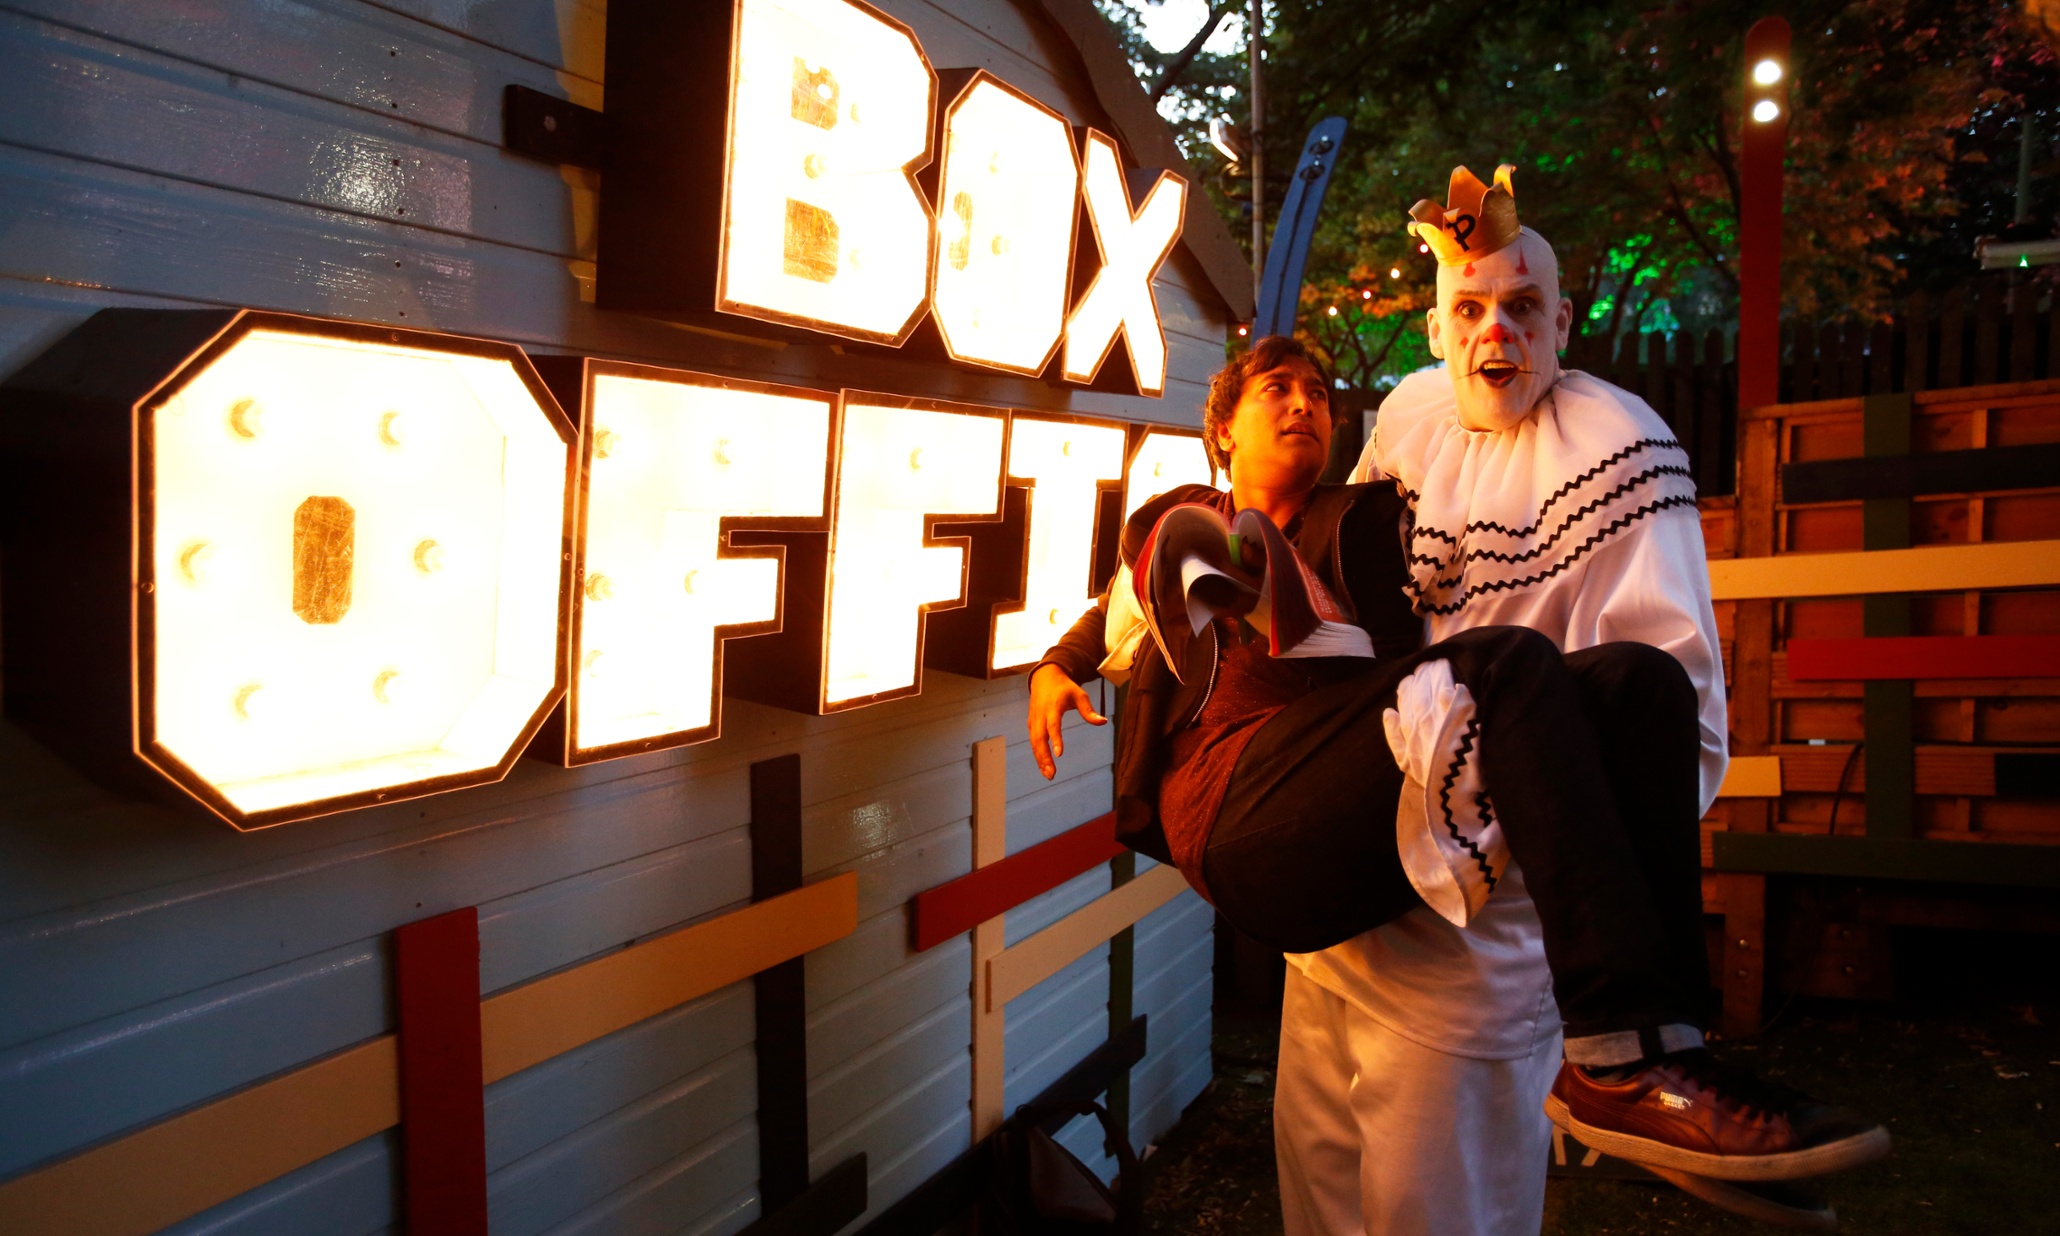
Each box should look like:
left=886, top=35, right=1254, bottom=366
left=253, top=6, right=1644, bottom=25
left=1027, top=663, right=1106, bottom=779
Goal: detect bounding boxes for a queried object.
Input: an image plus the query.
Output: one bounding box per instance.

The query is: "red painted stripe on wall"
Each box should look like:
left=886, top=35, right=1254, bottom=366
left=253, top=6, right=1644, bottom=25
left=1787, top=635, right=2060, bottom=681
left=912, top=813, right=1123, bottom=951
left=395, top=908, right=489, bottom=1236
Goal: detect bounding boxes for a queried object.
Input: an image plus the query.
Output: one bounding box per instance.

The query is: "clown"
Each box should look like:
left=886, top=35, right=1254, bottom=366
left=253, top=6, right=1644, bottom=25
left=1259, top=166, right=1869, bottom=1235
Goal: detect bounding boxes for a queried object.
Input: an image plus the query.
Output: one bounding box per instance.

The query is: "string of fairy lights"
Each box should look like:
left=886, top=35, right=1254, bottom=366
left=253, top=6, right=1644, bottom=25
left=1234, top=239, right=1434, bottom=338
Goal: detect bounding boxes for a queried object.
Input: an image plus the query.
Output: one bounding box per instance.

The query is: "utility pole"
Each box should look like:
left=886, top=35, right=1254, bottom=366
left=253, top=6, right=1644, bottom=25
left=1248, top=0, right=1265, bottom=298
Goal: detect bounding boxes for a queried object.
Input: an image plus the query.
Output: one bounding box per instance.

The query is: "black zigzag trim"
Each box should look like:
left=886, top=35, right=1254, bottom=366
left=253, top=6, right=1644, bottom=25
left=1436, top=716, right=1500, bottom=893
left=1403, top=493, right=1700, bottom=616
left=1411, top=465, right=1693, bottom=585
left=1438, top=437, right=1683, bottom=541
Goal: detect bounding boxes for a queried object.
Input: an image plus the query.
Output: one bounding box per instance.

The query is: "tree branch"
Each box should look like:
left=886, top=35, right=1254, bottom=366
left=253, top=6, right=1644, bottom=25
left=1151, top=3, right=1228, bottom=102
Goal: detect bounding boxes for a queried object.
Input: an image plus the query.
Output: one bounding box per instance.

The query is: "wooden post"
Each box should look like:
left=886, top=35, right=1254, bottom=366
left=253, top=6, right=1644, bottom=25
left=1842, top=321, right=1867, bottom=398
left=750, top=754, right=811, bottom=1213
left=395, top=908, right=490, bottom=1236
left=1861, top=395, right=1915, bottom=840
left=1975, top=281, right=2001, bottom=384
left=2010, top=278, right=2038, bottom=381
left=1903, top=294, right=1930, bottom=393
left=1938, top=287, right=1966, bottom=389
left=1722, top=410, right=1781, bottom=1035
left=1869, top=321, right=1894, bottom=395
left=2046, top=291, right=2060, bottom=381
left=970, top=737, right=1008, bottom=1142
left=1788, top=319, right=1821, bottom=401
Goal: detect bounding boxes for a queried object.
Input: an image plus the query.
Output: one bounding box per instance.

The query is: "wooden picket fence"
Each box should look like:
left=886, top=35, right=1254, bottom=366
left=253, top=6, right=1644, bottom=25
left=1565, top=274, right=2060, bottom=497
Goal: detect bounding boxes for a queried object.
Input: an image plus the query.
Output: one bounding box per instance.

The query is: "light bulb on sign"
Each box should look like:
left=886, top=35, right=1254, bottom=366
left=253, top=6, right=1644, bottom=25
left=989, top=416, right=1126, bottom=671
left=930, top=74, right=1079, bottom=375
left=823, top=395, right=1004, bottom=707
left=1752, top=58, right=1783, bottom=85
left=719, top=0, right=935, bottom=344
left=570, top=368, right=832, bottom=759
left=143, top=324, right=571, bottom=825
left=1122, top=430, right=1220, bottom=519
left=1061, top=131, right=1186, bottom=397
left=1752, top=99, right=1780, bottom=123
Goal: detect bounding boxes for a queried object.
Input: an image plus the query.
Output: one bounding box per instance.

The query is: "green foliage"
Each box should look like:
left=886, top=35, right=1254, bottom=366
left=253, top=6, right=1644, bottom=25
left=1097, top=0, right=2059, bottom=389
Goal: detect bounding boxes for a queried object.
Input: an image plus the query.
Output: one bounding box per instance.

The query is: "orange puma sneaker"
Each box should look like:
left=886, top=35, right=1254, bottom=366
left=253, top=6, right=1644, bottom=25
left=1544, top=1050, right=1889, bottom=1182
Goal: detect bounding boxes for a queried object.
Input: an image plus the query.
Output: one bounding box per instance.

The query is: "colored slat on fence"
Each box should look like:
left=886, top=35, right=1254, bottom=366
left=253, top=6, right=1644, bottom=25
left=1788, top=635, right=2060, bottom=681
left=395, top=908, right=490, bottom=1236
left=911, top=811, right=1125, bottom=951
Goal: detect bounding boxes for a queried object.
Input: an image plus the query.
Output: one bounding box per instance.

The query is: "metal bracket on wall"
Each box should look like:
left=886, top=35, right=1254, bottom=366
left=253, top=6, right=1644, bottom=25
left=503, top=84, right=607, bottom=169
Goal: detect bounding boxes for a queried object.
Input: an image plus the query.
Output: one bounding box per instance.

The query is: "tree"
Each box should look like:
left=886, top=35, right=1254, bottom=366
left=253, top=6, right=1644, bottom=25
left=1098, top=0, right=2058, bottom=387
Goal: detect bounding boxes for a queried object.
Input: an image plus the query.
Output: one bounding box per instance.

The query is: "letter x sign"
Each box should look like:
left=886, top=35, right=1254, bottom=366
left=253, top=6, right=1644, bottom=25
left=1061, top=131, right=1187, bottom=399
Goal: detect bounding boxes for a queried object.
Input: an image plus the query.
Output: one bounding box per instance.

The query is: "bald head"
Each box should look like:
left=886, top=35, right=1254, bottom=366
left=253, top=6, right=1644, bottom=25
left=1427, top=228, right=1573, bottom=432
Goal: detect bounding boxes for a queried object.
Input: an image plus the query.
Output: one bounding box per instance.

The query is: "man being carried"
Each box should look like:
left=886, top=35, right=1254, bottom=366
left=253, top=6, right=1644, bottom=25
left=1031, top=263, right=1884, bottom=1233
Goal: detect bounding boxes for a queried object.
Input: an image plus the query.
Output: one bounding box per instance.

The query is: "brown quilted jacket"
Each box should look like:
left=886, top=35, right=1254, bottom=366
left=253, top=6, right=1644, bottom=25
left=1036, top=482, right=1424, bottom=863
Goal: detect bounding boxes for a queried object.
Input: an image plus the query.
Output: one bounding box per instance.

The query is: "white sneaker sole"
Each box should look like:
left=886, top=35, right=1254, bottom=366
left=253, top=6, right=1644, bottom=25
left=1544, top=1093, right=1891, bottom=1182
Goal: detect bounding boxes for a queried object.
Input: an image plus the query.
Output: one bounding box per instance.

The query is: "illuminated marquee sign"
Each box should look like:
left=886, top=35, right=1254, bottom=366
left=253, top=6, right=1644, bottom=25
left=0, top=313, right=1230, bottom=824
left=929, top=414, right=1129, bottom=678
left=1061, top=131, right=1188, bottom=398
left=1123, top=429, right=1218, bottom=518
left=0, top=310, right=576, bottom=829
left=599, top=0, right=1187, bottom=393
left=6, top=0, right=1230, bottom=822
left=823, top=394, right=1006, bottom=708
left=719, top=0, right=937, bottom=344
left=928, top=73, right=1081, bottom=376
left=556, top=362, right=834, bottom=763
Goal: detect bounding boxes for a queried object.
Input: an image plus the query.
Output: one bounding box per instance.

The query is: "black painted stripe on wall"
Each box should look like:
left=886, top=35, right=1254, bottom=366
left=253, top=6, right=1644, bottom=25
left=1780, top=441, right=2060, bottom=504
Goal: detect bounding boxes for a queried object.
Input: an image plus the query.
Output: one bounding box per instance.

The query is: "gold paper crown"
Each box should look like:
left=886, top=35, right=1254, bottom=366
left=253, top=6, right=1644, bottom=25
left=1407, top=164, right=1521, bottom=266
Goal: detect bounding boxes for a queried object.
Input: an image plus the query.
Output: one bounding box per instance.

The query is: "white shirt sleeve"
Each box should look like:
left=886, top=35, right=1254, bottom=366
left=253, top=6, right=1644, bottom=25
left=1350, top=434, right=1383, bottom=484
left=1561, top=506, right=1730, bottom=814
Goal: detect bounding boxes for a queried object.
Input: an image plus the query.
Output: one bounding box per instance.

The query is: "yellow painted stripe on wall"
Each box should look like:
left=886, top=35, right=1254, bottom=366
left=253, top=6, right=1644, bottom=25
left=1709, top=540, right=2060, bottom=600
left=0, top=875, right=860, bottom=1236
left=481, top=873, right=859, bottom=1081
left=0, top=1037, right=398, bottom=1236
left=1716, top=755, right=1783, bottom=798
left=986, top=861, right=1186, bottom=1009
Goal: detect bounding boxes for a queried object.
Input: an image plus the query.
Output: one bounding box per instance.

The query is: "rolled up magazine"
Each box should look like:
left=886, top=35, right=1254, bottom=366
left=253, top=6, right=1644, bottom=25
left=1138, top=504, right=1374, bottom=681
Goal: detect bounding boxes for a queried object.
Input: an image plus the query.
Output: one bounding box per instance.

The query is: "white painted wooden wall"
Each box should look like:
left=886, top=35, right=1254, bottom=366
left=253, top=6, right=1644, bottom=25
left=0, top=1, right=1226, bottom=1233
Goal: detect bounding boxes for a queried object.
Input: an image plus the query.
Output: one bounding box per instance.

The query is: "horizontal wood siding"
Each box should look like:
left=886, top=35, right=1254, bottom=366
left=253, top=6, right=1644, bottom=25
left=0, top=0, right=1226, bottom=1232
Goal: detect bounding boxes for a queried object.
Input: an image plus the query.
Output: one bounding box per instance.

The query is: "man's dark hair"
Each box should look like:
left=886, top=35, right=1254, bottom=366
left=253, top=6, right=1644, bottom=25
left=1201, top=335, right=1332, bottom=474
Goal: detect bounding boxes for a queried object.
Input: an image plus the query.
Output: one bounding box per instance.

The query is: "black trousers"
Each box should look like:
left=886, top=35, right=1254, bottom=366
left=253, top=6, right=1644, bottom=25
left=1198, top=625, right=1710, bottom=1041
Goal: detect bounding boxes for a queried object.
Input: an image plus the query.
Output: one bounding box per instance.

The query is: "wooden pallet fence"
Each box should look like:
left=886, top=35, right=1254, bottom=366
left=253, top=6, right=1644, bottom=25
left=1558, top=272, right=2060, bottom=501
left=1694, top=376, right=2060, bottom=1030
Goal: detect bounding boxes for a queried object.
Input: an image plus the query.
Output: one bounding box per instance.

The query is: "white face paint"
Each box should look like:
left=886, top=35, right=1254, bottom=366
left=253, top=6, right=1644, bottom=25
left=1425, top=230, right=1575, bottom=432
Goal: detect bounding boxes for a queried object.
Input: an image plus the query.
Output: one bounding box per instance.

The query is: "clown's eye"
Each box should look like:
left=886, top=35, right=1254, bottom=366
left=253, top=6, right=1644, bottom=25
left=1456, top=302, right=1481, bottom=319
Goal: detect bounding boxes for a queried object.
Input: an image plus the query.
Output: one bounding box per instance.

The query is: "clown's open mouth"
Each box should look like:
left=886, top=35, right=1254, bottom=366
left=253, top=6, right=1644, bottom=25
left=1476, top=360, right=1520, bottom=389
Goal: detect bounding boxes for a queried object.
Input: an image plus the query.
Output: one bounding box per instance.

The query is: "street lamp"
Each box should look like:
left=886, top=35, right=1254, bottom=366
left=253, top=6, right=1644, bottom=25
left=1738, top=17, right=1790, bottom=414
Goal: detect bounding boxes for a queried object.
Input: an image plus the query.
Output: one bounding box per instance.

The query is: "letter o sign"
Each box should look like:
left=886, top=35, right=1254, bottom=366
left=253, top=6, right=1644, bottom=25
left=141, top=319, right=574, bottom=826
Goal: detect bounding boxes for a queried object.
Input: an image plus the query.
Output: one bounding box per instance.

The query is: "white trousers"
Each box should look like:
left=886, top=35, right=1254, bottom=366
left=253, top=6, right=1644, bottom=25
left=1275, top=966, right=1561, bottom=1236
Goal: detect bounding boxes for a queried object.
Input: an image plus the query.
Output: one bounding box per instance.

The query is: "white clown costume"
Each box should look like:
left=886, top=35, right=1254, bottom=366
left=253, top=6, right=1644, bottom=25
left=1271, top=365, right=1728, bottom=1236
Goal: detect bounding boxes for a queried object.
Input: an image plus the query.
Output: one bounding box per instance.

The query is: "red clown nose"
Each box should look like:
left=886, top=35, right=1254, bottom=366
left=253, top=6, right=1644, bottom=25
left=1484, top=324, right=1517, bottom=344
